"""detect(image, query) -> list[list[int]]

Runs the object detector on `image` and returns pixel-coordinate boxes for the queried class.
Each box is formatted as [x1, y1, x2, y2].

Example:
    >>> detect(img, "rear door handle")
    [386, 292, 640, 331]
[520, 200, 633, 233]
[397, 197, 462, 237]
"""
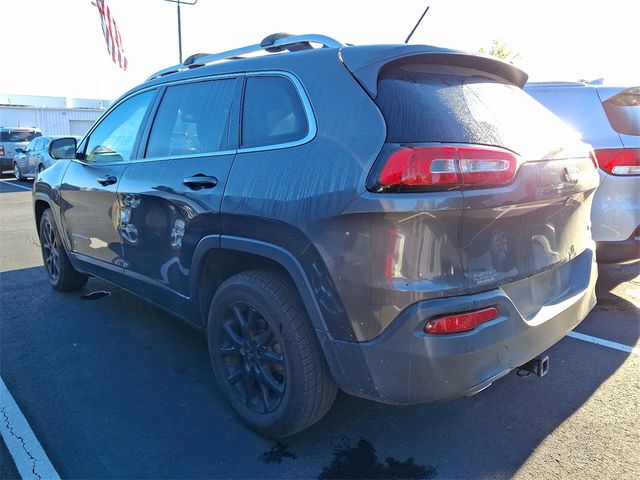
[182, 175, 218, 190]
[97, 175, 117, 186]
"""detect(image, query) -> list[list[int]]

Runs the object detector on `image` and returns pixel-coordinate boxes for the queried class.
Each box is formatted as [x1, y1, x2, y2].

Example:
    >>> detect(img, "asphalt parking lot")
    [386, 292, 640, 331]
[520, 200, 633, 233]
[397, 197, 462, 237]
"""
[0, 176, 638, 480]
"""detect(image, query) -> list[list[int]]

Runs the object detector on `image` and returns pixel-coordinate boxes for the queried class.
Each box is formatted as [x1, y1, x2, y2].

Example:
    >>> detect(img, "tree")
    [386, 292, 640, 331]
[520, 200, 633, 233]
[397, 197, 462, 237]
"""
[479, 39, 522, 63]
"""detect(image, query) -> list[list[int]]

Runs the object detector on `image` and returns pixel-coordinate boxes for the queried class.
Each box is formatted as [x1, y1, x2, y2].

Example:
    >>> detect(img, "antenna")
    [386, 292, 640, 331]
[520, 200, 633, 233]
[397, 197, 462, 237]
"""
[404, 4, 430, 44]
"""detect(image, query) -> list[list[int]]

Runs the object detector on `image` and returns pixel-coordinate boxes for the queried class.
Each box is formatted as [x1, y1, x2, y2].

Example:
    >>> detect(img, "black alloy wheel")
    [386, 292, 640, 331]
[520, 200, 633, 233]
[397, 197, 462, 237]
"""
[208, 269, 337, 438]
[218, 301, 286, 413]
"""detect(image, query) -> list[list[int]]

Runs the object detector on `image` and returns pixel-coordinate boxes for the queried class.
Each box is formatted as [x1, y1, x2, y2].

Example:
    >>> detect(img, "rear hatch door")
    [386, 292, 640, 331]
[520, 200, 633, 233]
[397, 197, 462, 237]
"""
[346, 49, 600, 295]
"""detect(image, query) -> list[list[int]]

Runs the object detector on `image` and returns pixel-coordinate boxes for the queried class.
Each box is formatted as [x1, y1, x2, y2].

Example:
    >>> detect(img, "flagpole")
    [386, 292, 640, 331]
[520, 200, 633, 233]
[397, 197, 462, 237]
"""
[177, 1, 182, 63]
[162, 0, 198, 64]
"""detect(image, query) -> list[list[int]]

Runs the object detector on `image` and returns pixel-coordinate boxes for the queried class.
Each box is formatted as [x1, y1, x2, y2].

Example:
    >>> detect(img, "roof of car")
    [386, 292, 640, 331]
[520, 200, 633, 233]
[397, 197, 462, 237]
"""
[121, 33, 527, 100]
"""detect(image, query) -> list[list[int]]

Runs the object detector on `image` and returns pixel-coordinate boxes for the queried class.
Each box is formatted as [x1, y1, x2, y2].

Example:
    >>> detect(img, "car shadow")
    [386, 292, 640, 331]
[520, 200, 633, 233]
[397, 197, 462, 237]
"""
[0, 263, 637, 479]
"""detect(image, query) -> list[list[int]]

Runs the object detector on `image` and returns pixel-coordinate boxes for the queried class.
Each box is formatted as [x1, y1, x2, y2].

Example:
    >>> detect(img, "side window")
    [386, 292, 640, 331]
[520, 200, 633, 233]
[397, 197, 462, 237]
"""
[34, 138, 44, 151]
[146, 78, 236, 158]
[25, 140, 37, 152]
[241, 75, 309, 149]
[84, 90, 155, 163]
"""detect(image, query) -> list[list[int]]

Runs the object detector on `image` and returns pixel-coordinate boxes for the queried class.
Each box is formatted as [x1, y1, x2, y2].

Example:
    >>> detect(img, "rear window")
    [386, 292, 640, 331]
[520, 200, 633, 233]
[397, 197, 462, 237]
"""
[1, 130, 41, 142]
[241, 76, 309, 149]
[376, 65, 577, 155]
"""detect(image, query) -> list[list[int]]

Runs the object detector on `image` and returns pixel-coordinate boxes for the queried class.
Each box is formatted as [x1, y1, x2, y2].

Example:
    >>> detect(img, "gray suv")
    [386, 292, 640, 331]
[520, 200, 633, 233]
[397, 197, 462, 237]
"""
[0, 127, 42, 173]
[35, 34, 599, 438]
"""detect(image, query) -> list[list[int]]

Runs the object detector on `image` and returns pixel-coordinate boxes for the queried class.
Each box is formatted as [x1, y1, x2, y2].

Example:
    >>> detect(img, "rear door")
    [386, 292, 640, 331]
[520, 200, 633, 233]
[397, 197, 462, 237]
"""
[374, 63, 600, 293]
[117, 76, 239, 314]
[26, 138, 44, 174]
[59, 89, 157, 281]
[15, 139, 36, 174]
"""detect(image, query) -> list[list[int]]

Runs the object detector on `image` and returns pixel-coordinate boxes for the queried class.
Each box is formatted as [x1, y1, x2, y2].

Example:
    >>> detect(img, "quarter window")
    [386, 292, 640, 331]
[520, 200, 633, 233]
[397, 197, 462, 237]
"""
[241, 76, 309, 148]
[146, 78, 236, 158]
[84, 90, 155, 163]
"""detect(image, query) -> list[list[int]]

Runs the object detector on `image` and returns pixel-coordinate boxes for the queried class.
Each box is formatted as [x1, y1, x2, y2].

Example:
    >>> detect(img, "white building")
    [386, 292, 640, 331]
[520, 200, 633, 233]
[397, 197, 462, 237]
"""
[0, 94, 111, 137]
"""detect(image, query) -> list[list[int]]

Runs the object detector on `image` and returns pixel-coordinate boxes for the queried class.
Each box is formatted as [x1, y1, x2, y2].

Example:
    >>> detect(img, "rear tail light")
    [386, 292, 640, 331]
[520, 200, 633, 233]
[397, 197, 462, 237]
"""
[424, 307, 500, 335]
[594, 148, 640, 176]
[605, 87, 640, 107]
[374, 145, 519, 191]
[0, 146, 4, 156]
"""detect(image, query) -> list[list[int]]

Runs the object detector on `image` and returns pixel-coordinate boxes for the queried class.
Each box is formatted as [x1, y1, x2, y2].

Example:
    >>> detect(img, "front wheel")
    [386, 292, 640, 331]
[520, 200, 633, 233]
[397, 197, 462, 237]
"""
[39, 209, 88, 291]
[207, 269, 337, 438]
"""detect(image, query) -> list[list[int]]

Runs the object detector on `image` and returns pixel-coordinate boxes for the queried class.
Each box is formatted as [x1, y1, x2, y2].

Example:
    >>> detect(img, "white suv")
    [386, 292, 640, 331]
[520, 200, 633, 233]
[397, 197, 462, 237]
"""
[526, 81, 640, 261]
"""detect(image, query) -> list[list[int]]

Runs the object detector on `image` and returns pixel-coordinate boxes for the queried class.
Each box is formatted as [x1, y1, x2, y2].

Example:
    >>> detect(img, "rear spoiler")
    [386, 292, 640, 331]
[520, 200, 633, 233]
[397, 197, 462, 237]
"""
[339, 44, 528, 97]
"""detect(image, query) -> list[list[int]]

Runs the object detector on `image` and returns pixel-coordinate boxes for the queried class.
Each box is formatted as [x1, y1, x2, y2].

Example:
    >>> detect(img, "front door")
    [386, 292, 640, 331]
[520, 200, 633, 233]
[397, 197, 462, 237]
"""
[117, 77, 239, 314]
[59, 89, 157, 280]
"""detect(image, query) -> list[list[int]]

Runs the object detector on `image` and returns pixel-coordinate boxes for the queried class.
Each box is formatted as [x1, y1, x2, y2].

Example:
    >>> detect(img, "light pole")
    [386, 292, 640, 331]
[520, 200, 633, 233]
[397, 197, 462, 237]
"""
[162, 0, 198, 63]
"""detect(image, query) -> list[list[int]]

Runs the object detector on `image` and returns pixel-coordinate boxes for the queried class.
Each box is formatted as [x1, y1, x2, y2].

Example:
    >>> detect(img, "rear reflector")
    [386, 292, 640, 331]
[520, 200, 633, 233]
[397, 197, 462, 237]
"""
[594, 148, 640, 176]
[377, 146, 519, 191]
[424, 307, 500, 334]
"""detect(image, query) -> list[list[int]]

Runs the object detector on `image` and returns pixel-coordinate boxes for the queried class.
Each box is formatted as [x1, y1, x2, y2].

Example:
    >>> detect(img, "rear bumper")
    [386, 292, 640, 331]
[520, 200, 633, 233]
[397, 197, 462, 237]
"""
[321, 248, 597, 404]
[591, 172, 640, 242]
[596, 229, 640, 263]
[0, 158, 13, 169]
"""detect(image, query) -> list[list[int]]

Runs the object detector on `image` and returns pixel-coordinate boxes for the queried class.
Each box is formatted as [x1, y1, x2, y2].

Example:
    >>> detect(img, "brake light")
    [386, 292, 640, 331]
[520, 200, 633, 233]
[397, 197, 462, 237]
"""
[594, 148, 640, 176]
[424, 307, 500, 335]
[376, 146, 519, 191]
[605, 87, 640, 107]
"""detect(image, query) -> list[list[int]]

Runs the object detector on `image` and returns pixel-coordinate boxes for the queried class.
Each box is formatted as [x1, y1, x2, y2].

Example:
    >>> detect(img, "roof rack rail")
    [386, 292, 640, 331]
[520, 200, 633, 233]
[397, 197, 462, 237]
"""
[147, 33, 343, 81]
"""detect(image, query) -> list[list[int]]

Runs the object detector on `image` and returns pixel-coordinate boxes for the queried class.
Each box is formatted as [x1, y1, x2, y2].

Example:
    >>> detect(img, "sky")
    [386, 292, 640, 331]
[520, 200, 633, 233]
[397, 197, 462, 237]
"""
[1, 0, 639, 100]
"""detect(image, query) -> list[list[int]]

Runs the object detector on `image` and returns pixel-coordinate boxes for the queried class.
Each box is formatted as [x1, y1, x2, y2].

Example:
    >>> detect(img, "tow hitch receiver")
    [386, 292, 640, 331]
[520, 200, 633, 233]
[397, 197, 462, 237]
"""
[517, 355, 550, 377]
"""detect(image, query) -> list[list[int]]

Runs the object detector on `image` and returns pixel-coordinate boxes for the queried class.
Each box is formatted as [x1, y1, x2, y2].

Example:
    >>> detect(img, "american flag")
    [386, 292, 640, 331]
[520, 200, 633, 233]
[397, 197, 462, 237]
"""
[91, 0, 128, 70]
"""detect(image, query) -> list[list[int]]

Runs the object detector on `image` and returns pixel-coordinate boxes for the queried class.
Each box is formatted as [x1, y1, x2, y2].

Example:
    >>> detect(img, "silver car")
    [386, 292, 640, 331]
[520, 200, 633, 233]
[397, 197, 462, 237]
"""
[525, 81, 640, 261]
[13, 135, 80, 180]
[0, 127, 42, 174]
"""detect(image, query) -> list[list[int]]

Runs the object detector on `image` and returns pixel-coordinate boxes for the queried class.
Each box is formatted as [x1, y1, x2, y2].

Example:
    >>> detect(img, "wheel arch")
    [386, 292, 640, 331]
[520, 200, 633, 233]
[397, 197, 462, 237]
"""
[191, 235, 330, 336]
[33, 196, 51, 234]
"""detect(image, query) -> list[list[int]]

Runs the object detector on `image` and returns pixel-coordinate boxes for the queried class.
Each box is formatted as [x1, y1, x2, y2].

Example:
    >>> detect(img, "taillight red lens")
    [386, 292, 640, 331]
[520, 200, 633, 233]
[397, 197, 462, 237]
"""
[379, 147, 459, 187]
[424, 307, 500, 335]
[377, 146, 519, 190]
[0, 146, 5, 156]
[594, 148, 640, 176]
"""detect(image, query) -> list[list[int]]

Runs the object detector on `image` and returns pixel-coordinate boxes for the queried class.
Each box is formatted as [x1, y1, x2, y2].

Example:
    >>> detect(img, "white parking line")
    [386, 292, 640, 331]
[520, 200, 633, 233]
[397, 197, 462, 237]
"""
[0, 377, 60, 480]
[1, 181, 32, 192]
[567, 331, 640, 357]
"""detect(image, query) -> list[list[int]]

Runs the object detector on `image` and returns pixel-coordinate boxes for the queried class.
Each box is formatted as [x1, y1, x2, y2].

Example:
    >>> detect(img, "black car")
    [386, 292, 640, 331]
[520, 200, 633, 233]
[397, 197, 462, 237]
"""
[35, 33, 599, 438]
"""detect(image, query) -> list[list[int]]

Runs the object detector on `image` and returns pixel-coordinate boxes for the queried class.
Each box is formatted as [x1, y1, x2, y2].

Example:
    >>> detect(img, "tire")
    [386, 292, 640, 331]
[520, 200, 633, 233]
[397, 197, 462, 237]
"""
[13, 162, 25, 181]
[207, 269, 337, 438]
[39, 209, 88, 291]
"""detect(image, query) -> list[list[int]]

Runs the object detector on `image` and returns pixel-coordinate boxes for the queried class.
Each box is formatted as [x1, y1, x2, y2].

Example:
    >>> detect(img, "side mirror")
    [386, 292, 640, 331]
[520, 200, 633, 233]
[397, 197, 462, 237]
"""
[14, 147, 25, 154]
[49, 137, 77, 160]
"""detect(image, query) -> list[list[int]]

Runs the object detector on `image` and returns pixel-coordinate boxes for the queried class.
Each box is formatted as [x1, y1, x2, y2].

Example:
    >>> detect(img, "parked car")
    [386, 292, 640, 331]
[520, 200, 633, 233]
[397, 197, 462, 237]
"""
[13, 135, 82, 180]
[0, 127, 42, 174]
[525, 81, 640, 261]
[34, 33, 599, 438]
